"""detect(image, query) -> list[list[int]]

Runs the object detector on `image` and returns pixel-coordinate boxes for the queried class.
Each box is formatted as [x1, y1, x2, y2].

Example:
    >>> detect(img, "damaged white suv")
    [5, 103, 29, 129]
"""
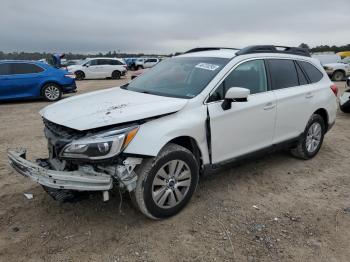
[8, 46, 337, 219]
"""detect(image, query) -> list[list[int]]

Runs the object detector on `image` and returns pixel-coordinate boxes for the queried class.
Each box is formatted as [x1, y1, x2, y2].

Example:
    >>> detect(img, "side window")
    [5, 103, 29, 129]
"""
[298, 61, 323, 83]
[268, 59, 299, 90]
[294, 61, 308, 85]
[207, 59, 267, 102]
[11, 63, 44, 74]
[110, 60, 122, 65]
[97, 59, 109, 65]
[87, 60, 98, 66]
[0, 63, 11, 75]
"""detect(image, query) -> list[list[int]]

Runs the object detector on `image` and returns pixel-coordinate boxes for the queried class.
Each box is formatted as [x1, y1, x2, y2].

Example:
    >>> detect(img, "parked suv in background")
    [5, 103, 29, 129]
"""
[323, 57, 350, 81]
[67, 58, 127, 80]
[134, 58, 147, 70]
[339, 77, 350, 113]
[8, 46, 337, 219]
[0, 60, 76, 102]
[143, 58, 161, 68]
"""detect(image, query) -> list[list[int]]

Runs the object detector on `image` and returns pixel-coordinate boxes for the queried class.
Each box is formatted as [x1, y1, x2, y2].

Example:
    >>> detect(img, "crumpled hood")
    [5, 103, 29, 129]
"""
[40, 88, 188, 131]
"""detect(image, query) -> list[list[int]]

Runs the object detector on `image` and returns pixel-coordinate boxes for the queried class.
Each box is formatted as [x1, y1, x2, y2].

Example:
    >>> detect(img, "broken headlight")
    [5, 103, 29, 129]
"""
[60, 126, 139, 160]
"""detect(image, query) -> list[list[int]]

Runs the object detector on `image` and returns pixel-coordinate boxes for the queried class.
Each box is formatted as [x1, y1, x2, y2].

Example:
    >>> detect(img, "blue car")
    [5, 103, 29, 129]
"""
[0, 60, 77, 102]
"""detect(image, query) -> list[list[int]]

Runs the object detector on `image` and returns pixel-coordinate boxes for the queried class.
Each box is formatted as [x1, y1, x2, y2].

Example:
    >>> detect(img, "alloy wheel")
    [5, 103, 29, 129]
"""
[44, 85, 60, 101]
[306, 122, 322, 153]
[151, 160, 192, 209]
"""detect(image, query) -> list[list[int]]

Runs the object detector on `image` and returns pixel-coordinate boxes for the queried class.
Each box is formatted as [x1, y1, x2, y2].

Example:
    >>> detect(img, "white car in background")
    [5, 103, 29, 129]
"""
[143, 58, 161, 69]
[67, 57, 127, 80]
[323, 57, 350, 81]
[312, 53, 341, 65]
[339, 77, 350, 113]
[135, 57, 161, 70]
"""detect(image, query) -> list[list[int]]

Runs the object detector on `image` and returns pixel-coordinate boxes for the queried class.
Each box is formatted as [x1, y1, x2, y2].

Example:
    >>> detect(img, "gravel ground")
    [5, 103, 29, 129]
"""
[0, 77, 349, 262]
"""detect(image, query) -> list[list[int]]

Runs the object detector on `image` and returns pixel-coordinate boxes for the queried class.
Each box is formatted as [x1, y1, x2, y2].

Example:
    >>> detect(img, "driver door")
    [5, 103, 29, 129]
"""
[207, 59, 277, 163]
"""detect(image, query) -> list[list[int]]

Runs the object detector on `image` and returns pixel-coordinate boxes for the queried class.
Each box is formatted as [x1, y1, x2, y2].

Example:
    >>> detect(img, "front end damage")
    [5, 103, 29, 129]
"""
[7, 119, 144, 201]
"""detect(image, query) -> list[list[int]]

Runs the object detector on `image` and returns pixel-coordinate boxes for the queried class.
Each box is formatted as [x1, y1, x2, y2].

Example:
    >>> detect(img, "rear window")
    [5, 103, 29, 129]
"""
[0, 63, 11, 75]
[12, 63, 44, 74]
[0, 63, 44, 75]
[268, 59, 299, 90]
[298, 61, 323, 83]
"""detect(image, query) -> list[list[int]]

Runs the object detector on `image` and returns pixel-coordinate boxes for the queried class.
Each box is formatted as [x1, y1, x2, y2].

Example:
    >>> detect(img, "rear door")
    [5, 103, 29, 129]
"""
[267, 59, 314, 144]
[208, 59, 277, 163]
[97, 59, 112, 77]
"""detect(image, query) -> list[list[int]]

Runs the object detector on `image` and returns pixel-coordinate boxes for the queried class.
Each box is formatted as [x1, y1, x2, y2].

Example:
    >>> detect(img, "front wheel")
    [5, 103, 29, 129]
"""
[290, 114, 325, 159]
[74, 71, 85, 80]
[132, 143, 199, 219]
[42, 83, 62, 102]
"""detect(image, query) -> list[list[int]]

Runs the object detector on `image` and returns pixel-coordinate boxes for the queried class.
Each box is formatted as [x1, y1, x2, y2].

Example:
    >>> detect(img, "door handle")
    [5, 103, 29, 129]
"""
[264, 102, 275, 110]
[305, 92, 314, 99]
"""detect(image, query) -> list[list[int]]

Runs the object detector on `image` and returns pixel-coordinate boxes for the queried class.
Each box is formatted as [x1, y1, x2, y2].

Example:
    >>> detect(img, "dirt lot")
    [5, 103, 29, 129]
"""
[0, 78, 349, 262]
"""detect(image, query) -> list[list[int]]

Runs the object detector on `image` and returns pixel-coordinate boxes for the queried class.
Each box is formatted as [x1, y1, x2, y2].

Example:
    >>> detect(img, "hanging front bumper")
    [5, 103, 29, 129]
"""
[7, 148, 113, 191]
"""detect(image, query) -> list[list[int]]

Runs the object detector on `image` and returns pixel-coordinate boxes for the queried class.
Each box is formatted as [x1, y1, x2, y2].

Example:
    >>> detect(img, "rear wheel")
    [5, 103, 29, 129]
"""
[42, 83, 62, 102]
[290, 114, 325, 159]
[111, 70, 121, 79]
[340, 103, 350, 113]
[75, 70, 85, 80]
[132, 143, 199, 219]
[332, 71, 345, 81]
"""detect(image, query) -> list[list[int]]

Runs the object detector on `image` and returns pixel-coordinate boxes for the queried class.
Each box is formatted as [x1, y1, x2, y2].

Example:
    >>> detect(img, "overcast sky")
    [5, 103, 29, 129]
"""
[1, 0, 349, 54]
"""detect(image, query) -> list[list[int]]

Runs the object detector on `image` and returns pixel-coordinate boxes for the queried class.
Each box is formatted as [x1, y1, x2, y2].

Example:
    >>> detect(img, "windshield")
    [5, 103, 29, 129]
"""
[123, 57, 229, 98]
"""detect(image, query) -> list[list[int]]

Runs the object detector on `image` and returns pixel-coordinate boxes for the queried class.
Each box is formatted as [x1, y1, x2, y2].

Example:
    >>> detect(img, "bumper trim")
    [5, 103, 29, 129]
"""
[7, 149, 113, 191]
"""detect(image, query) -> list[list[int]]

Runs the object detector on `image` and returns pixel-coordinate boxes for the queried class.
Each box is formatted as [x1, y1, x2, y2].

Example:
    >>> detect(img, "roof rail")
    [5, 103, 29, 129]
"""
[184, 47, 239, 54]
[236, 45, 311, 57]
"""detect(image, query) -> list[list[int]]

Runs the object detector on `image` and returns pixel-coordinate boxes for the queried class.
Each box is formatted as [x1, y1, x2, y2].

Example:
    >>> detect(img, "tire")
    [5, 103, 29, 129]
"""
[111, 70, 121, 79]
[75, 70, 85, 80]
[137, 65, 143, 70]
[132, 143, 199, 219]
[290, 114, 325, 160]
[340, 103, 350, 113]
[42, 83, 62, 102]
[332, 71, 345, 81]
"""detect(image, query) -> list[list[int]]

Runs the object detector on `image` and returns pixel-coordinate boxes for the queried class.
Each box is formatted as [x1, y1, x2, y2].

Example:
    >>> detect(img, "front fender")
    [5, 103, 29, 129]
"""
[123, 106, 210, 164]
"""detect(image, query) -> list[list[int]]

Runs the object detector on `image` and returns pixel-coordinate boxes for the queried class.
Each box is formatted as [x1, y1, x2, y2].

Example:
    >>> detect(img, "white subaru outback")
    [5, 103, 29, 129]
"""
[8, 46, 337, 219]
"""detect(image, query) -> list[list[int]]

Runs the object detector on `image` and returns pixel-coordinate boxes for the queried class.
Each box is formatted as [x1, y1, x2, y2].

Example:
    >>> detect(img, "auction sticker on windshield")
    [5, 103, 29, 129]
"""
[195, 63, 220, 71]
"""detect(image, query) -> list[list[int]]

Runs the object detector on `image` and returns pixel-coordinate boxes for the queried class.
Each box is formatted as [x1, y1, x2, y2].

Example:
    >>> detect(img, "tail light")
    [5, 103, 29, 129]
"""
[65, 74, 76, 79]
[330, 84, 338, 96]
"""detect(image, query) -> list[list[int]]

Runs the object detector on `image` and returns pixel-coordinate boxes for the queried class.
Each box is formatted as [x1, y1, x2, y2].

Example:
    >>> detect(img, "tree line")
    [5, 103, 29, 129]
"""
[0, 51, 162, 61]
[1, 44, 349, 60]
[299, 43, 350, 53]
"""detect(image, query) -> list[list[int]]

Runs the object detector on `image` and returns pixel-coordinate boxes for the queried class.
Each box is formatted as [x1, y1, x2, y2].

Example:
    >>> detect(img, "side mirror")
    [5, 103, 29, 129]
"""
[221, 87, 250, 110]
